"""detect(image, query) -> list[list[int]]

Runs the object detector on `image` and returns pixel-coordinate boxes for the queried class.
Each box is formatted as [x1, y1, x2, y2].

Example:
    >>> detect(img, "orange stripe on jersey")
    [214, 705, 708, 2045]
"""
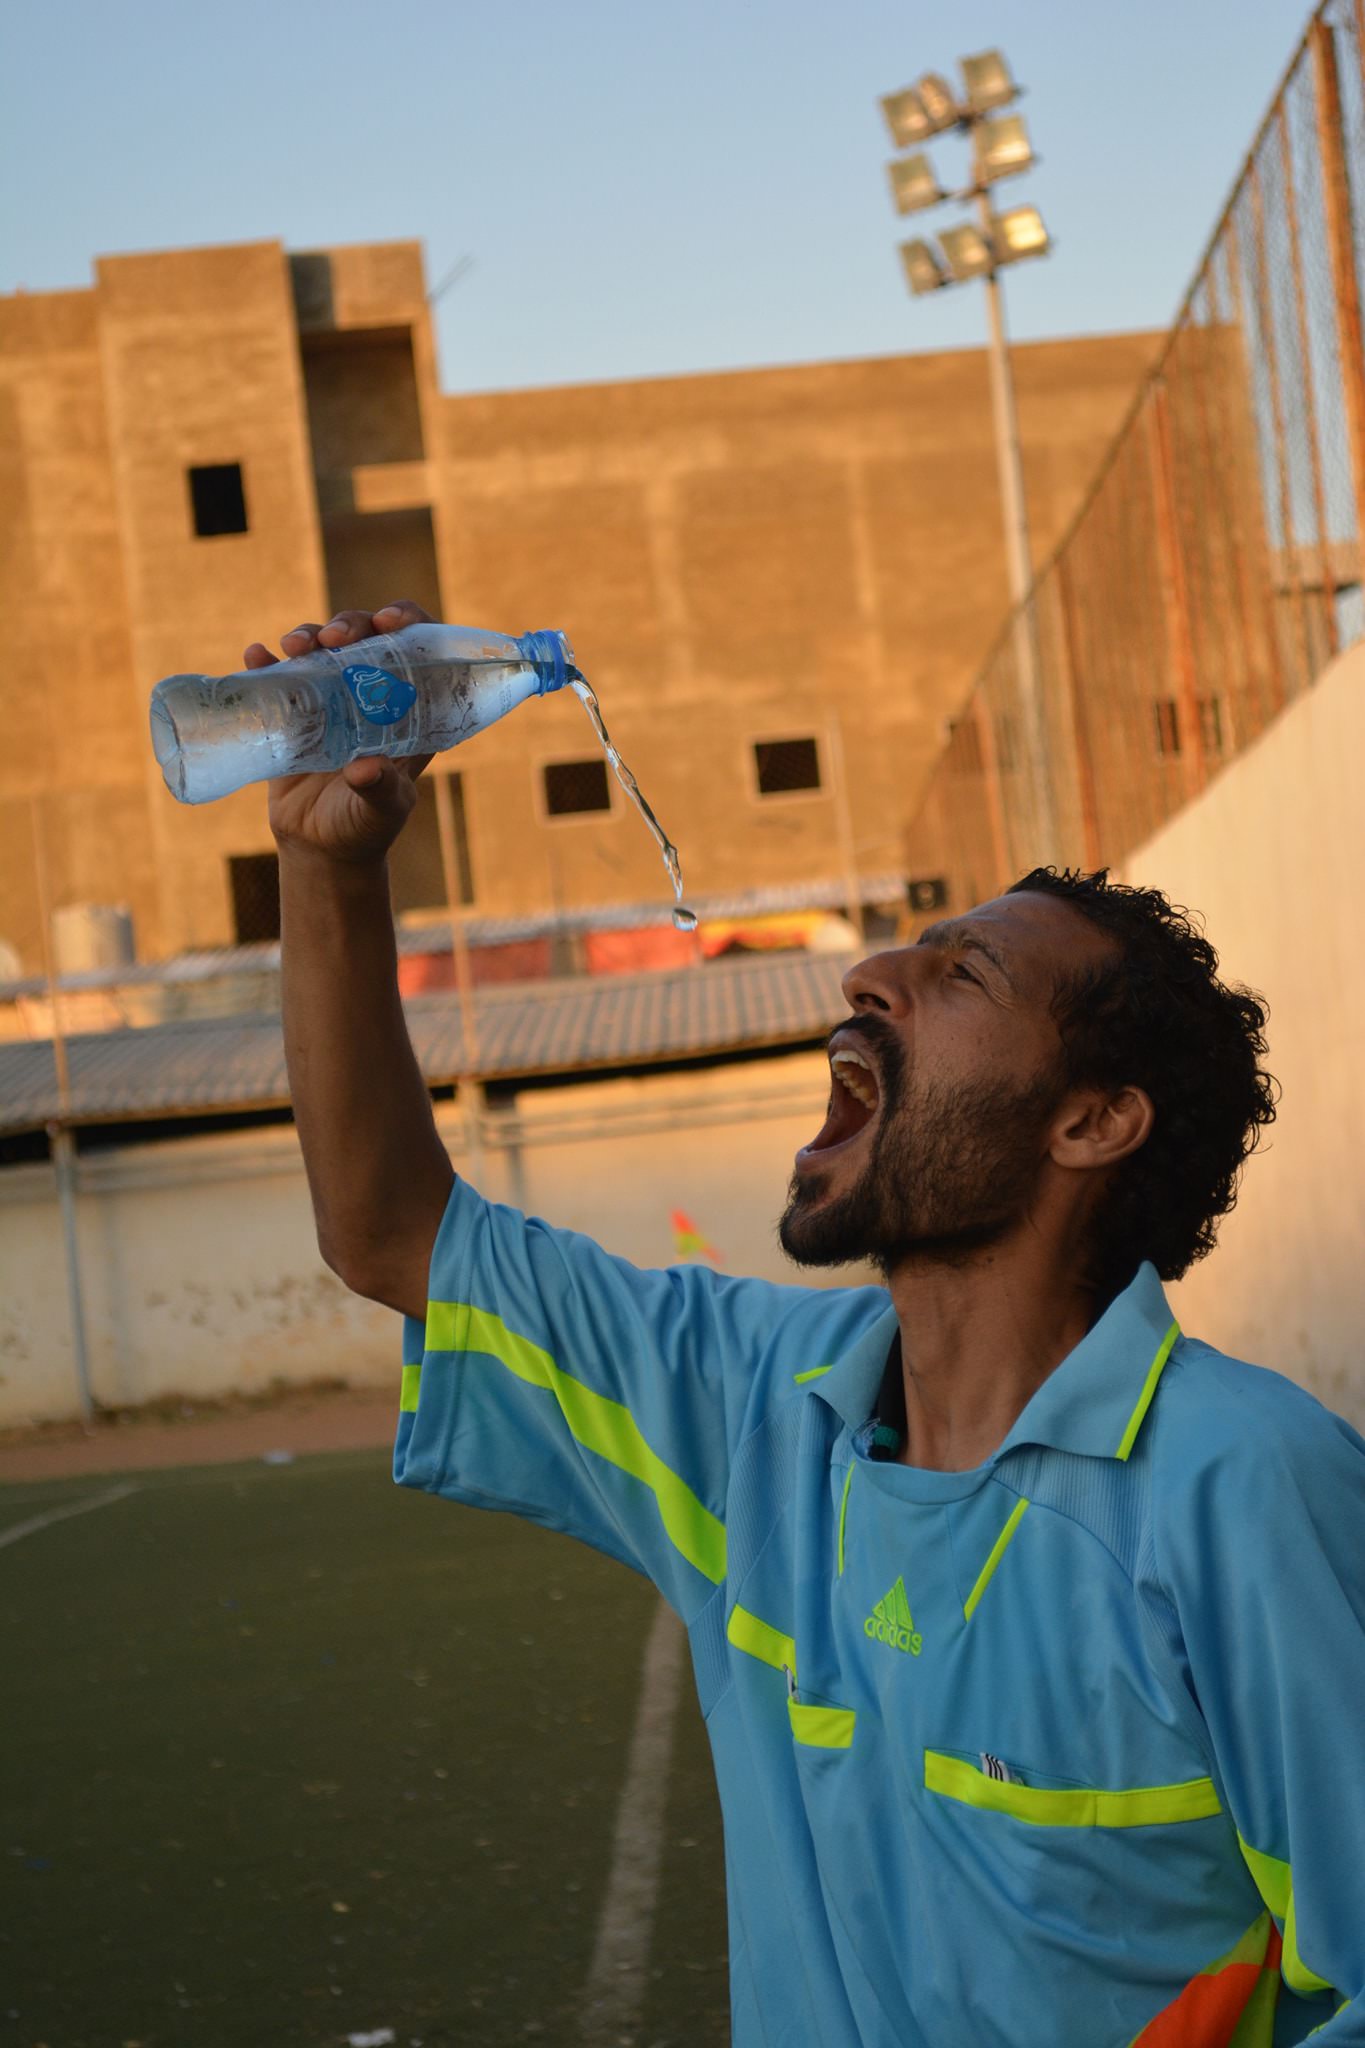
[1128, 1921, 1282, 2048]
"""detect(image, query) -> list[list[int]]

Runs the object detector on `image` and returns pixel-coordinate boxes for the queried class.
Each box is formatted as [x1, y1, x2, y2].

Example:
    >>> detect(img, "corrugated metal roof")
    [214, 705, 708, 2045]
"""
[0, 950, 852, 1136]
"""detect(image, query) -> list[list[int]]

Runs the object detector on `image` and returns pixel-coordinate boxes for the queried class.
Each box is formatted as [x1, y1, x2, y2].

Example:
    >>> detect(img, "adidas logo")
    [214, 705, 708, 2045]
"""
[864, 1576, 923, 1656]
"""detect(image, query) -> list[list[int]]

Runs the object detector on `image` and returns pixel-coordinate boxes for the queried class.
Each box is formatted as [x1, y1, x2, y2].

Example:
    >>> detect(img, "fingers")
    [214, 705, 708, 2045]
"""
[342, 755, 419, 821]
[280, 622, 325, 656]
[402, 752, 436, 782]
[317, 610, 379, 648]
[371, 600, 433, 631]
[269, 601, 432, 660]
[243, 642, 279, 669]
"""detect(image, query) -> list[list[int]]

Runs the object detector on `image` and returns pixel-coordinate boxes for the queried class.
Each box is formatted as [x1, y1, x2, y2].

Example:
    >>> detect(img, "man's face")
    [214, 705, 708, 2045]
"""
[779, 892, 1115, 1278]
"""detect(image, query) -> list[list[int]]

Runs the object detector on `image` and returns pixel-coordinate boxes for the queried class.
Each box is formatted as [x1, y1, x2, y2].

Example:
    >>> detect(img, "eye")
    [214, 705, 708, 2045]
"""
[950, 960, 980, 985]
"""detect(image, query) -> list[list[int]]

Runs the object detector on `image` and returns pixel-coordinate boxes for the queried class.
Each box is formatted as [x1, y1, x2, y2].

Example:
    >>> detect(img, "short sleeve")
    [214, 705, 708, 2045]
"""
[393, 1175, 869, 1619]
[1152, 1358, 1365, 2034]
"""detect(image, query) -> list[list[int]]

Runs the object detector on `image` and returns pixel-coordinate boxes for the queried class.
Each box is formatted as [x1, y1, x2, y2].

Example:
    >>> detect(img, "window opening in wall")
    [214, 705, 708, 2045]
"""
[1199, 695, 1224, 756]
[544, 759, 612, 817]
[188, 463, 249, 537]
[754, 737, 822, 796]
[389, 774, 475, 910]
[1153, 697, 1225, 758]
[228, 852, 281, 944]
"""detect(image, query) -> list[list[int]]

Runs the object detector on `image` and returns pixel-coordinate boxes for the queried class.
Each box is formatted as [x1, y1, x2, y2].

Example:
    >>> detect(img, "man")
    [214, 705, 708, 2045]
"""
[252, 600, 1365, 2046]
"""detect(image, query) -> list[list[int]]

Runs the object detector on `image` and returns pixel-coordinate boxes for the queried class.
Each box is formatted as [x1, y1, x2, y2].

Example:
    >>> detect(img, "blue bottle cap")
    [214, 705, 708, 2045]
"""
[516, 630, 574, 695]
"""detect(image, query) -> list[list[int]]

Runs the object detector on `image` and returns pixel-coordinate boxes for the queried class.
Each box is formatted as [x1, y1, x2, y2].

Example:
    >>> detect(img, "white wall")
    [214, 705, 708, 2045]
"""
[0, 1052, 852, 1427]
[1123, 640, 1365, 1427]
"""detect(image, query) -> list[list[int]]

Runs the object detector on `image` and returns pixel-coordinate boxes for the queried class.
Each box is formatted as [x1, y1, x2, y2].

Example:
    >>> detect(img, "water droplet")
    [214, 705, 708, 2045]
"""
[672, 907, 698, 933]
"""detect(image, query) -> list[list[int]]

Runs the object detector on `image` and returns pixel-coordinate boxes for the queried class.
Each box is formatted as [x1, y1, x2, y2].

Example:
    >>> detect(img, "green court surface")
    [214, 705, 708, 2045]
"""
[0, 1452, 729, 2048]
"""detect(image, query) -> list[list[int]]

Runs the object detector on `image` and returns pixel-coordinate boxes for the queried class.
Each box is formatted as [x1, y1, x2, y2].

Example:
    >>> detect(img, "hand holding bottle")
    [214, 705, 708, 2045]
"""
[154, 599, 572, 818]
[243, 601, 436, 868]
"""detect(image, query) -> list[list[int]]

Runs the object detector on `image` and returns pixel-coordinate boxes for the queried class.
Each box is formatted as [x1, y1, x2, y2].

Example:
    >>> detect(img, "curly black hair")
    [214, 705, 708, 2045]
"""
[1007, 867, 1278, 1306]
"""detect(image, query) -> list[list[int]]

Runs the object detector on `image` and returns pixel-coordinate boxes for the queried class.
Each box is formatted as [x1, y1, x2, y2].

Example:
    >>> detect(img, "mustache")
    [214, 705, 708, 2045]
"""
[826, 1013, 903, 1063]
[826, 1012, 907, 1111]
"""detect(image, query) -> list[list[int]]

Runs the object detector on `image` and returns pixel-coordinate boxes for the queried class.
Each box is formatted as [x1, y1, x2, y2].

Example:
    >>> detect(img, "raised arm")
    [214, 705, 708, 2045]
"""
[250, 602, 455, 1318]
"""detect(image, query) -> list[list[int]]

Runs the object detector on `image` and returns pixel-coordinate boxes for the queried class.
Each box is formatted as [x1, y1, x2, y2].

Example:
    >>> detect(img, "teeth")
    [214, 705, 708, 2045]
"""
[831, 1050, 879, 1111]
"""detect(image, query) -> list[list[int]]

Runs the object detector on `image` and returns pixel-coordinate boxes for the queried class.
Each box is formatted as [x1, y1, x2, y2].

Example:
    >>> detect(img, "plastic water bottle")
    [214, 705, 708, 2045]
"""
[150, 621, 573, 804]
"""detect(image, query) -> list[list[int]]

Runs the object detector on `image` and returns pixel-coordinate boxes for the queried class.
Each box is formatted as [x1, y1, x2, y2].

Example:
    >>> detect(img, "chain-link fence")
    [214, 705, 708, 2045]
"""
[907, 0, 1365, 906]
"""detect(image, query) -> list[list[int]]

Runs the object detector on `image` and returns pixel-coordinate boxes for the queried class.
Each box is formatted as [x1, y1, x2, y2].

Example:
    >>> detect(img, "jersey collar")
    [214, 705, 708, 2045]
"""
[809, 1261, 1180, 1465]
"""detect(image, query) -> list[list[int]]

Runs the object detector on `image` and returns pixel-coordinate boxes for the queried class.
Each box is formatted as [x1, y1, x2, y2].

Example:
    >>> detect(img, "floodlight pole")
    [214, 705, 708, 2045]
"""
[973, 185, 1059, 863]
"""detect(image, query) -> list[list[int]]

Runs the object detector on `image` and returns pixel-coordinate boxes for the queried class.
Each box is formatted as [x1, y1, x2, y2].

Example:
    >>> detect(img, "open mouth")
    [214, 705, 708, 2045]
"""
[795, 1038, 883, 1169]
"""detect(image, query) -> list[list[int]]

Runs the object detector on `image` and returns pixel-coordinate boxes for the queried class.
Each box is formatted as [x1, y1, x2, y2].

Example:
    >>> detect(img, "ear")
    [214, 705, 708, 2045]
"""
[1049, 1085, 1155, 1174]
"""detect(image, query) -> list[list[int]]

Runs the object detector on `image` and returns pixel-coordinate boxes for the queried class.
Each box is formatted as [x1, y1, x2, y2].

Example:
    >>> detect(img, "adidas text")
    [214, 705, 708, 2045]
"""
[864, 1614, 923, 1655]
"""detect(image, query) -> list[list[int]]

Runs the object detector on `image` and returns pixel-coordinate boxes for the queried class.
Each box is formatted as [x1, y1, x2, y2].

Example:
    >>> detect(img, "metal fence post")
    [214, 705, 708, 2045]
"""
[29, 797, 95, 1426]
[1217, 218, 1291, 727]
[1313, 14, 1365, 589]
[970, 696, 1012, 893]
[1279, 97, 1339, 658]
[1054, 559, 1102, 871]
[1146, 384, 1209, 803]
[1249, 153, 1314, 695]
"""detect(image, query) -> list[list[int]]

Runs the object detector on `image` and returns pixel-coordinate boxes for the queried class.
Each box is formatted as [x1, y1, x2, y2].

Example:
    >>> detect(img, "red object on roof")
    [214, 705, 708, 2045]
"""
[584, 927, 699, 975]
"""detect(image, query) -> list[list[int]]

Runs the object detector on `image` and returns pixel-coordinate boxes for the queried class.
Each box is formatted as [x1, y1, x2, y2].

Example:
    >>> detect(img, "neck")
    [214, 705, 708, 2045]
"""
[884, 1235, 1103, 1472]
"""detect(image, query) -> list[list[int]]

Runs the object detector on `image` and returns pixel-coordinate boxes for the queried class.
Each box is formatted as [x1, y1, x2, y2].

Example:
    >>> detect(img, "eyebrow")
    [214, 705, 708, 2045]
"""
[916, 922, 1016, 988]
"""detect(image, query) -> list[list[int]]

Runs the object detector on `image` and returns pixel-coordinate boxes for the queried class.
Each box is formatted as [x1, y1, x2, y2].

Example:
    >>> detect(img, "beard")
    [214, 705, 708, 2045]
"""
[779, 1020, 1067, 1281]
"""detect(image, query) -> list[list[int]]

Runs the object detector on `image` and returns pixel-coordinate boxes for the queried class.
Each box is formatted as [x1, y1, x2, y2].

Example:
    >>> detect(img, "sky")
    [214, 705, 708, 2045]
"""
[3, 0, 1314, 396]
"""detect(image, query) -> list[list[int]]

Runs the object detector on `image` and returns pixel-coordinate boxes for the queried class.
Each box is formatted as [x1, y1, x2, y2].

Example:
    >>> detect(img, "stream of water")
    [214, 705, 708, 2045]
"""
[568, 671, 697, 932]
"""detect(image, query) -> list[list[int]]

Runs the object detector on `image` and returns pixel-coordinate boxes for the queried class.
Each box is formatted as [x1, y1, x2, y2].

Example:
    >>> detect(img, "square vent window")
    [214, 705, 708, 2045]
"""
[188, 463, 248, 537]
[754, 737, 821, 795]
[544, 759, 612, 817]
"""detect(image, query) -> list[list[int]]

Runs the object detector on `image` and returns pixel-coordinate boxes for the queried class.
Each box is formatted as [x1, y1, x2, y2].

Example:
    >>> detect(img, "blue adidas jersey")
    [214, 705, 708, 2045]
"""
[394, 1176, 1365, 2046]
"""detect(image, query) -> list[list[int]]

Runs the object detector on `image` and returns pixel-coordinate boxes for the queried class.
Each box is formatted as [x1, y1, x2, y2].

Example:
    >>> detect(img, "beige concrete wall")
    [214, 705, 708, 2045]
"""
[0, 232, 1154, 967]
[0, 290, 154, 965]
[293, 240, 449, 624]
[1122, 641, 1365, 1426]
[0, 1050, 859, 1426]
[95, 241, 331, 956]
[432, 335, 1158, 917]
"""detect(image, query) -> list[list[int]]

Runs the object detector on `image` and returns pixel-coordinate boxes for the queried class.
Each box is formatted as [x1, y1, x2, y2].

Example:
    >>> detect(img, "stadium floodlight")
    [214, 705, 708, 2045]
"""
[887, 153, 944, 215]
[975, 112, 1035, 185]
[916, 72, 961, 131]
[881, 85, 933, 147]
[876, 43, 1059, 856]
[960, 49, 1019, 114]
[993, 203, 1052, 263]
[938, 222, 995, 282]
[899, 239, 947, 294]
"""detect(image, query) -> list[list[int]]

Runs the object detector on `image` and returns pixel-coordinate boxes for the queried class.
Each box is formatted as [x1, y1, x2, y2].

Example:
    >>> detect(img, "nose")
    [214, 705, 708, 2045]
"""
[841, 948, 914, 1018]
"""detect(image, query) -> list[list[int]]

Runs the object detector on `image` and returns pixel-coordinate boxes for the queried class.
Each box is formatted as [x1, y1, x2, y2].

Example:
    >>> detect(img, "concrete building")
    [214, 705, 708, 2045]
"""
[0, 237, 1157, 971]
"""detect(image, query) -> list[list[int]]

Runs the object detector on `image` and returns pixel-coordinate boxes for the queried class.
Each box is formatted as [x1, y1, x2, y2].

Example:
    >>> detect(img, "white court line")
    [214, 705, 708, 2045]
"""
[0, 1481, 138, 1551]
[580, 1596, 687, 2044]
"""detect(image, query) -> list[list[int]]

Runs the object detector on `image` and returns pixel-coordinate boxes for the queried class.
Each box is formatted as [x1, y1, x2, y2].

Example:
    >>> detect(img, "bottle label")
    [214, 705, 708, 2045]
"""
[342, 663, 418, 726]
